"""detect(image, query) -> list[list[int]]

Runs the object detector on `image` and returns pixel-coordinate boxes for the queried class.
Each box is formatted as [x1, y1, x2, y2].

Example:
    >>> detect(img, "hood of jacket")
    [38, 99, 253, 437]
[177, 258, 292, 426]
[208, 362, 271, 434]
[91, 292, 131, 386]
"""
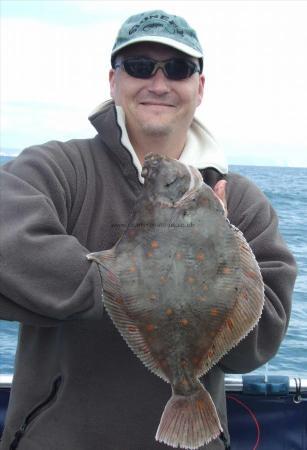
[89, 100, 228, 184]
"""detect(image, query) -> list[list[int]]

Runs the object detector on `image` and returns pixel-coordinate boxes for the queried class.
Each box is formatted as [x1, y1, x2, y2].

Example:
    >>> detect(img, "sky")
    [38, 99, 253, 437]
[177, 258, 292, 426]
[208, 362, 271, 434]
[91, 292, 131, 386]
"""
[1, 0, 307, 167]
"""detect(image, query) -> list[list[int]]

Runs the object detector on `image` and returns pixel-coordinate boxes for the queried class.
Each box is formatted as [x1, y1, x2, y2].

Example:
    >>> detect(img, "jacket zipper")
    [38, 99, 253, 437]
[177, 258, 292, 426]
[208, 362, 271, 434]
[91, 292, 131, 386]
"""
[9, 375, 62, 450]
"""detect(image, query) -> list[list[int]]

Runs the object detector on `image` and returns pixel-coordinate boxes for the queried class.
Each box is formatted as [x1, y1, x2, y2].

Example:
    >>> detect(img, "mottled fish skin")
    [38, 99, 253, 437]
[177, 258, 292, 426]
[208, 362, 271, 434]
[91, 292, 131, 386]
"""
[87, 153, 264, 449]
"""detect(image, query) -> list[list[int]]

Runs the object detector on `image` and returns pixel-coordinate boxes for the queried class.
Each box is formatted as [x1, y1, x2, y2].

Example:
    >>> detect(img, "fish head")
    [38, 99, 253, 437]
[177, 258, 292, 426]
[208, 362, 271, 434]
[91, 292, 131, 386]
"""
[141, 153, 203, 205]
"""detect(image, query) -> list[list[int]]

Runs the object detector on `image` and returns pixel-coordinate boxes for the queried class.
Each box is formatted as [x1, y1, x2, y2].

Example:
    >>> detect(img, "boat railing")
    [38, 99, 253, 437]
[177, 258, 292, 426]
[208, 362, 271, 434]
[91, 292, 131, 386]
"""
[1, 373, 307, 393]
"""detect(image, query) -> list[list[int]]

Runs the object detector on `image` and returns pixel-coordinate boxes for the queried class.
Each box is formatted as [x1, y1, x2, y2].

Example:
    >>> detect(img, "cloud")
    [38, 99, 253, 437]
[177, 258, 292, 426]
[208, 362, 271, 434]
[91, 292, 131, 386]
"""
[1, 18, 113, 105]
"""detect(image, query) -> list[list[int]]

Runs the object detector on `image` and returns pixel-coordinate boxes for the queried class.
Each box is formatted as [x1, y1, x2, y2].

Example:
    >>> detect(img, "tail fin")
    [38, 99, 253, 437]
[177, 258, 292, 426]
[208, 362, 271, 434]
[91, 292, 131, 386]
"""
[156, 387, 222, 449]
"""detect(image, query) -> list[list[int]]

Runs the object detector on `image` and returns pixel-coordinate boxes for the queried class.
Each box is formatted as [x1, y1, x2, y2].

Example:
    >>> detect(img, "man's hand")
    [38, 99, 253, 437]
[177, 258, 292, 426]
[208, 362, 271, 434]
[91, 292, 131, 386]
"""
[213, 180, 227, 216]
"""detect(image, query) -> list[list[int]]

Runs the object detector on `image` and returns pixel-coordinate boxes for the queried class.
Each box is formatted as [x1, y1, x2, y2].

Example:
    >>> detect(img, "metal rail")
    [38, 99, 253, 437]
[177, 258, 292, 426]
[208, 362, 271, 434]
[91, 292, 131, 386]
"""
[224, 375, 307, 392]
[1, 374, 307, 392]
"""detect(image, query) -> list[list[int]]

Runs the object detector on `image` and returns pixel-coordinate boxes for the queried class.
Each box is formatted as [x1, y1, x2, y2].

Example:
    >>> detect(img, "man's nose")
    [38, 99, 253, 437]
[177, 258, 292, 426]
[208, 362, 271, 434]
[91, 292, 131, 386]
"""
[148, 68, 170, 95]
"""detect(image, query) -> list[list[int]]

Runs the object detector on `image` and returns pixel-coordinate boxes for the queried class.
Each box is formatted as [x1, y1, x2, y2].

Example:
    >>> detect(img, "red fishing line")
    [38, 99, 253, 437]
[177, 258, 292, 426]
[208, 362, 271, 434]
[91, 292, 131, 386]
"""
[227, 394, 260, 450]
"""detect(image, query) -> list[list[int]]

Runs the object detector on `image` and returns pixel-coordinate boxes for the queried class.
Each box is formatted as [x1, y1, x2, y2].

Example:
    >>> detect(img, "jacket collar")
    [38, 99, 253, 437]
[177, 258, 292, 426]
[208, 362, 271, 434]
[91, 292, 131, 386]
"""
[89, 100, 228, 184]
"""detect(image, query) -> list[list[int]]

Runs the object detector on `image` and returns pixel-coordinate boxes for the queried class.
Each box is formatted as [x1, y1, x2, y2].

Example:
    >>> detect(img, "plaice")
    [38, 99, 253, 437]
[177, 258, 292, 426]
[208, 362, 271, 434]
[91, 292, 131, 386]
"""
[87, 153, 264, 449]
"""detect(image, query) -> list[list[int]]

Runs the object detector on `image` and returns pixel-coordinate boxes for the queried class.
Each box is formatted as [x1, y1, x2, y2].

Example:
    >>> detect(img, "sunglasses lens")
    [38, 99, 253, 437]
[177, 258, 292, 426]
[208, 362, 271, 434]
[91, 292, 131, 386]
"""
[123, 60, 154, 78]
[165, 59, 196, 80]
[121, 58, 198, 80]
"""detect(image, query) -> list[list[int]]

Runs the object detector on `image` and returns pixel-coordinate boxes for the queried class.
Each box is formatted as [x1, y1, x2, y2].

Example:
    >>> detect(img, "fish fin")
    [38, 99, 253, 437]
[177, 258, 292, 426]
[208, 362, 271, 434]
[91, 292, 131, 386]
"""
[100, 258, 169, 383]
[86, 250, 117, 315]
[86, 249, 115, 264]
[198, 225, 265, 376]
[156, 385, 222, 449]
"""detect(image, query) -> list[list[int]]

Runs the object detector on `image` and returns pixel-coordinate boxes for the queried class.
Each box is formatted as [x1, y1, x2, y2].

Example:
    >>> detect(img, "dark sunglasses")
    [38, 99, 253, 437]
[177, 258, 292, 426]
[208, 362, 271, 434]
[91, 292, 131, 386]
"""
[114, 57, 201, 81]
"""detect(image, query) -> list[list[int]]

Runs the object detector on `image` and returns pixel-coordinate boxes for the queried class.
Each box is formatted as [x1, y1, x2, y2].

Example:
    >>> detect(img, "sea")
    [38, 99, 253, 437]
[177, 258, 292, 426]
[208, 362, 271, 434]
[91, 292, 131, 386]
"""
[0, 157, 306, 378]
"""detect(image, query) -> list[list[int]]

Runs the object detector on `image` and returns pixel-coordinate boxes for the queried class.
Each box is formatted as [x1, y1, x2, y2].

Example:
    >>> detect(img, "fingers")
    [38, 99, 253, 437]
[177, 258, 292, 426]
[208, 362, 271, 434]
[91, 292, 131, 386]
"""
[213, 180, 228, 216]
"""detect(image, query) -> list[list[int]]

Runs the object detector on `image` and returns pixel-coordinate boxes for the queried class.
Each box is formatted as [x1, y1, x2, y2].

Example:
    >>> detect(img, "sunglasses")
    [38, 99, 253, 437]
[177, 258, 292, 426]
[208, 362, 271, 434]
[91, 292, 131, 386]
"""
[114, 57, 201, 81]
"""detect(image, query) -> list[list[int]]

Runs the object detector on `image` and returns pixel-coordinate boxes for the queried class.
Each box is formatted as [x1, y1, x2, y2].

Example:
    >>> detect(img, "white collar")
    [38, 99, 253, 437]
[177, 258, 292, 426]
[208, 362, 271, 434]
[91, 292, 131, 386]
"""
[115, 105, 228, 184]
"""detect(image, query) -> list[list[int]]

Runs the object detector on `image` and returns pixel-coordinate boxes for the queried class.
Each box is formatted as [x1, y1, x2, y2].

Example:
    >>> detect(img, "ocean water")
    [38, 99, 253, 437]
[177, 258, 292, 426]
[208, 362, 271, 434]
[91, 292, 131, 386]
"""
[0, 162, 306, 377]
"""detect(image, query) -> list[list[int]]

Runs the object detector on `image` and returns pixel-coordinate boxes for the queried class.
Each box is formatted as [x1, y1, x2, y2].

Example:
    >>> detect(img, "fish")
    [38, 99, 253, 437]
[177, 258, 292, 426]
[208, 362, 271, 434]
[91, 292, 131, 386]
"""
[87, 153, 264, 449]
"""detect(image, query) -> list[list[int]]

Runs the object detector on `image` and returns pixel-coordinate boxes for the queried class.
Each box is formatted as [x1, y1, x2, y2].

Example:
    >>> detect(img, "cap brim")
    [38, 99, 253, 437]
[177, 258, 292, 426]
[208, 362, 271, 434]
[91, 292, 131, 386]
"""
[112, 35, 203, 59]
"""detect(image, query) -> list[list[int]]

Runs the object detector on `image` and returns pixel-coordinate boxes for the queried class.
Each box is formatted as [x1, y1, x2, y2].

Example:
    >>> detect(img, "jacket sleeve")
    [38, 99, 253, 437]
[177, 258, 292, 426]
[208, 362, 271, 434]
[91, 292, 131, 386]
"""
[0, 144, 103, 326]
[219, 173, 297, 373]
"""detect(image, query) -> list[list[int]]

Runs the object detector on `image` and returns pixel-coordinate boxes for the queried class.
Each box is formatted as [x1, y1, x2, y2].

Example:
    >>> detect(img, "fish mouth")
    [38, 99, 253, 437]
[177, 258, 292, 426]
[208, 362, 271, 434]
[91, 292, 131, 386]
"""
[141, 153, 165, 178]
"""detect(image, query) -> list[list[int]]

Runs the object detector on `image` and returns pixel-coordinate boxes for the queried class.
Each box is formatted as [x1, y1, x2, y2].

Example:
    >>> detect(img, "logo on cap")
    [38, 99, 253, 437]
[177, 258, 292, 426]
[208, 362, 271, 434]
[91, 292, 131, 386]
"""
[129, 13, 184, 37]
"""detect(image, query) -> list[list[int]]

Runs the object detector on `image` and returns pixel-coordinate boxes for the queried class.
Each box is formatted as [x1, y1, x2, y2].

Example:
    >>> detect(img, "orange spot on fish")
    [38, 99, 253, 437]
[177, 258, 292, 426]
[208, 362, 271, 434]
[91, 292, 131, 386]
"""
[116, 297, 124, 305]
[202, 284, 208, 291]
[196, 252, 205, 261]
[180, 319, 189, 327]
[227, 319, 234, 330]
[128, 325, 137, 333]
[245, 271, 257, 279]
[192, 356, 200, 365]
[240, 289, 248, 301]
[187, 276, 195, 284]
[180, 378, 188, 386]
[148, 294, 157, 302]
[146, 324, 155, 332]
[160, 276, 167, 284]
[196, 398, 205, 409]
[151, 240, 159, 249]
[129, 266, 137, 273]
[147, 251, 153, 257]
[211, 308, 219, 317]
[200, 198, 209, 207]
[223, 267, 232, 274]
[165, 308, 173, 316]
[207, 349, 214, 358]
[158, 358, 167, 368]
[175, 252, 183, 260]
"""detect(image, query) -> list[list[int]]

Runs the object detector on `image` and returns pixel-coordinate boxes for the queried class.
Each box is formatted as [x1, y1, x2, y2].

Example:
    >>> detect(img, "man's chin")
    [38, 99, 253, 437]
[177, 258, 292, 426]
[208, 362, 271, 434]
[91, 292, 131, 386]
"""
[141, 123, 172, 137]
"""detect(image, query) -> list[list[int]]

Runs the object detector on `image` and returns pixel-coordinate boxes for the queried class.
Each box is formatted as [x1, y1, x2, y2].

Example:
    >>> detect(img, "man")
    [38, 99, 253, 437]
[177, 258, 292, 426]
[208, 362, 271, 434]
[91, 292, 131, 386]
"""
[0, 10, 296, 450]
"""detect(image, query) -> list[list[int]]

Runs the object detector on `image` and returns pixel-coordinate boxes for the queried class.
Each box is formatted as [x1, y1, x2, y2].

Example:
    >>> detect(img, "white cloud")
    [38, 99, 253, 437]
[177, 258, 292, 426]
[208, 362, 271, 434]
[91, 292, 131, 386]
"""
[1, 18, 113, 106]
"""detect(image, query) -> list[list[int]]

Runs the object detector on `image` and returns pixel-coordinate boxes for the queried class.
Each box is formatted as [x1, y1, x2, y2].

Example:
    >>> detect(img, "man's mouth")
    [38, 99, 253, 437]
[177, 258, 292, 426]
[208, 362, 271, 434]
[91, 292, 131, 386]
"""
[140, 102, 175, 108]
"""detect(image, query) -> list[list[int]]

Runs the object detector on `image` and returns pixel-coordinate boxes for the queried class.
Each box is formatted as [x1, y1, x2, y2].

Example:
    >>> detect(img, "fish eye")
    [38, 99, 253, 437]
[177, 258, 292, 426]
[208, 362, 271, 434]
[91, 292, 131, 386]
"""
[165, 178, 177, 188]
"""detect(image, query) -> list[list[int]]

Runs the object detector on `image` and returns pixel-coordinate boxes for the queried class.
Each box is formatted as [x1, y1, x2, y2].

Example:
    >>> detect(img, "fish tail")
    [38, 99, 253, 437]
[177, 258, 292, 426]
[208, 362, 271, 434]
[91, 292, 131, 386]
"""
[155, 386, 222, 449]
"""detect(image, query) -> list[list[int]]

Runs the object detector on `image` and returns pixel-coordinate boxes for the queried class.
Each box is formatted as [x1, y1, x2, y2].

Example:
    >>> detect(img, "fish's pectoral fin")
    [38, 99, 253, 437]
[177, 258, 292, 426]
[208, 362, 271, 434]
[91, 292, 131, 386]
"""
[156, 383, 222, 449]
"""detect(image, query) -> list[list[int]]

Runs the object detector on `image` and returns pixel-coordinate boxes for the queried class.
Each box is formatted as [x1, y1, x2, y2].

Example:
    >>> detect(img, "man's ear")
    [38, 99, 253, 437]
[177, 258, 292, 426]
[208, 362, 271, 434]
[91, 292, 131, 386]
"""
[109, 69, 116, 99]
[197, 74, 205, 106]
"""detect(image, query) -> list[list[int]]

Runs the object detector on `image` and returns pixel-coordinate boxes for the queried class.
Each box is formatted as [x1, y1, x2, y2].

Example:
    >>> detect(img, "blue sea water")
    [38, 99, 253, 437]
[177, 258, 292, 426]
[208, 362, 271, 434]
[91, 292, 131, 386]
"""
[0, 161, 306, 377]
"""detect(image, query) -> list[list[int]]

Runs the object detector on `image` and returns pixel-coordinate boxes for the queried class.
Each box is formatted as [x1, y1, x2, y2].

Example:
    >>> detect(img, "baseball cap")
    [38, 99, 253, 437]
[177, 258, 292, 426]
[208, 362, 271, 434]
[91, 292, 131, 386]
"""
[111, 10, 203, 66]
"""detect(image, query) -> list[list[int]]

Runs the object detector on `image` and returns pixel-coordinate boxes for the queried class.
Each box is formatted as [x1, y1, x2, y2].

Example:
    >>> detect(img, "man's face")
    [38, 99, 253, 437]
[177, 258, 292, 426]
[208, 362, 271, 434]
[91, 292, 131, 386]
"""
[109, 43, 205, 143]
